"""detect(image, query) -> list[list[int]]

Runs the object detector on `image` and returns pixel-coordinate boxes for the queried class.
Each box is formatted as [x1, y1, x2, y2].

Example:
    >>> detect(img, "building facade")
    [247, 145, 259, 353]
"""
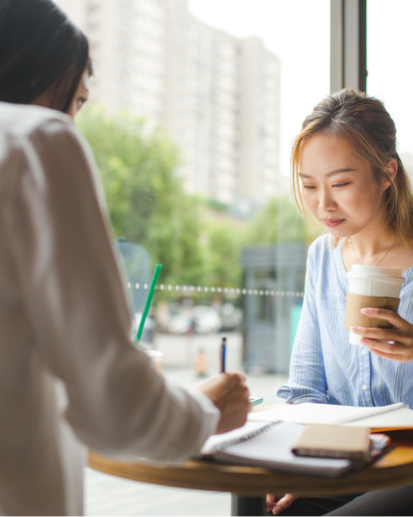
[55, 0, 284, 214]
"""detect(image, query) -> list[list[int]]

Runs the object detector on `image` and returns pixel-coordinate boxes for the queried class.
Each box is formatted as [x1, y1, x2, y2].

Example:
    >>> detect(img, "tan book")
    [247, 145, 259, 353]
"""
[292, 424, 371, 461]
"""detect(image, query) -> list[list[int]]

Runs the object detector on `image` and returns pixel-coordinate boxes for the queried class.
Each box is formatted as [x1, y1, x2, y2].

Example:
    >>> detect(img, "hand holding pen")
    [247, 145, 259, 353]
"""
[196, 371, 250, 434]
[195, 334, 251, 433]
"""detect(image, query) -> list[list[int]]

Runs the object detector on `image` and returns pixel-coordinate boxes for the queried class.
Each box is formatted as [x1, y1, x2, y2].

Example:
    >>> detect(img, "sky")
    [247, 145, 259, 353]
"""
[188, 0, 413, 173]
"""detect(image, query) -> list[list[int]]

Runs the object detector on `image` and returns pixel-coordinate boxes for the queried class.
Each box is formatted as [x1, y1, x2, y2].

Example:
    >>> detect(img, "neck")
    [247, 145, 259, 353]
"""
[347, 235, 393, 255]
[346, 234, 396, 267]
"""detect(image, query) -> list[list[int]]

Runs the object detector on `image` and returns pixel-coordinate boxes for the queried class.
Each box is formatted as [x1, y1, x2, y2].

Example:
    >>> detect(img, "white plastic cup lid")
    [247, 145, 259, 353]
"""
[348, 264, 403, 280]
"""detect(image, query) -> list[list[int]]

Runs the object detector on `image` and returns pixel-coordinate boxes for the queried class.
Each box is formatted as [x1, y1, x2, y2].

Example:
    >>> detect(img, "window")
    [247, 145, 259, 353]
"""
[367, 0, 413, 182]
[57, 0, 330, 377]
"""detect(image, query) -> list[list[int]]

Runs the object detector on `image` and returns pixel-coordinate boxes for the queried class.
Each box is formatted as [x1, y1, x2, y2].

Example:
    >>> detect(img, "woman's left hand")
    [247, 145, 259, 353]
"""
[351, 308, 413, 362]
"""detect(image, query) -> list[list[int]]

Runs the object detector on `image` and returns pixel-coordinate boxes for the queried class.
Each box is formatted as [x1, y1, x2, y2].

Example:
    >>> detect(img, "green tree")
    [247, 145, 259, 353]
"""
[78, 106, 320, 296]
[245, 197, 307, 245]
[77, 105, 206, 286]
[204, 219, 245, 288]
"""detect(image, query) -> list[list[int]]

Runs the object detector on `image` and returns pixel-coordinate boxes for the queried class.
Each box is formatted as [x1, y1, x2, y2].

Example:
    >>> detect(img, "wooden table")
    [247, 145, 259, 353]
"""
[89, 429, 413, 516]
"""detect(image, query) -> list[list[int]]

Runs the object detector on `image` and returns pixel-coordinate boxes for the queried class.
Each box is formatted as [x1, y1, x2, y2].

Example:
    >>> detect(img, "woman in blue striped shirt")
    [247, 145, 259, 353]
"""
[268, 89, 413, 515]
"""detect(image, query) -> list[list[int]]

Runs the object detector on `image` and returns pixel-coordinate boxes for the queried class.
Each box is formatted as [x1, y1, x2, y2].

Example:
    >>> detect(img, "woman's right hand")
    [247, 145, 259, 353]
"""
[266, 493, 295, 515]
[197, 372, 251, 434]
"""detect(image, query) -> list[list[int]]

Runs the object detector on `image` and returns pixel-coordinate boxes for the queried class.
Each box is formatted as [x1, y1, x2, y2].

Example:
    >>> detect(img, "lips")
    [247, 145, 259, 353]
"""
[323, 218, 345, 228]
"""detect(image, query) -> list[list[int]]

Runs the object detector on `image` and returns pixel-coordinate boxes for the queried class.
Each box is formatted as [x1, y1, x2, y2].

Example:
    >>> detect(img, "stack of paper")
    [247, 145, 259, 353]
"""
[248, 402, 413, 430]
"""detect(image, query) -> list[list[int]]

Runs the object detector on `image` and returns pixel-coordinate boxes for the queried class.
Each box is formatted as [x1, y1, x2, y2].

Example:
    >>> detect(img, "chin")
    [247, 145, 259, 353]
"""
[326, 228, 348, 239]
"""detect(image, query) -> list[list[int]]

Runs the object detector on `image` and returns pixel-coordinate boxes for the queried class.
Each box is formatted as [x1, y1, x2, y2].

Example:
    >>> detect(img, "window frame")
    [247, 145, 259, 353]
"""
[330, 0, 367, 92]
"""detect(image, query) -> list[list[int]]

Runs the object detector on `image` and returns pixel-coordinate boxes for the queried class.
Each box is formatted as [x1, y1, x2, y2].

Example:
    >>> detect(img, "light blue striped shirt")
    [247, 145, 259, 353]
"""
[277, 234, 413, 407]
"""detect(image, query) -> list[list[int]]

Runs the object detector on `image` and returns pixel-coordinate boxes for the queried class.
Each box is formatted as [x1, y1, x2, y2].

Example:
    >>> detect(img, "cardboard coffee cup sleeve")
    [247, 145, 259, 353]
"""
[344, 293, 400, 329]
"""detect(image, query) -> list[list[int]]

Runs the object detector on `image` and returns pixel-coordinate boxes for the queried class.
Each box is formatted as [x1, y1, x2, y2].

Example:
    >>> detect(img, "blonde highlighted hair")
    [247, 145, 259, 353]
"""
[291, 88, 413, 246]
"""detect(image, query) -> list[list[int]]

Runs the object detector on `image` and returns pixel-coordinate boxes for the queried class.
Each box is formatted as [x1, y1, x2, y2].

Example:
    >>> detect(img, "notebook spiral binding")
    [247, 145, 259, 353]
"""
[208, 421, 279, 455]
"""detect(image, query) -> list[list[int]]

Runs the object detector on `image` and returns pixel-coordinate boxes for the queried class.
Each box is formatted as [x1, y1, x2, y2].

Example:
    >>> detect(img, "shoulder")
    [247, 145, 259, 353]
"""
[0, 101, 95, 173]
[0, 102, 71, 137]
[0, 102, 89, 158]
[307, 234, 331, 262]
[0, 102, 101, 199]
[304, 234, 338, 283]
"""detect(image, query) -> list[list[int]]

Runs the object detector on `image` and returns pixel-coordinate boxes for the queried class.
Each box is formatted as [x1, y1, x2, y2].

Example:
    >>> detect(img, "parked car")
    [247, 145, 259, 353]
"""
[219, 303, 243, 331]
[193, 306, 222, 334]
[164, 311, 193, 335]
[165, 306, 221, 335]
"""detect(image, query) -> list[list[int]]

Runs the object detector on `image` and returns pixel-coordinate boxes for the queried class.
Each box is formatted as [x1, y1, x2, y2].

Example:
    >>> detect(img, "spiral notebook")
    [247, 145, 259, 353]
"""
[199, 421, 365, 477]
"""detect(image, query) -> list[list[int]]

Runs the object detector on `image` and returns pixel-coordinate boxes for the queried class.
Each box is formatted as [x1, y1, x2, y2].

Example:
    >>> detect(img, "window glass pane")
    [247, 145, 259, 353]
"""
[367, 0, 413, 181]
[55, 0, 330, 377]
[52, 0, 330, 509]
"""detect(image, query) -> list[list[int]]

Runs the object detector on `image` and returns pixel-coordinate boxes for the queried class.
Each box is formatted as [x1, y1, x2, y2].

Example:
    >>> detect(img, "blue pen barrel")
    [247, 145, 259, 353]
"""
[220, 337, 227, 373]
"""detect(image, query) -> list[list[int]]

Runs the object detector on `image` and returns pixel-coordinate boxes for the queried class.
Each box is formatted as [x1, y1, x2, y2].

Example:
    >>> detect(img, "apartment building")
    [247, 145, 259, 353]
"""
[55, 0, 283, 214]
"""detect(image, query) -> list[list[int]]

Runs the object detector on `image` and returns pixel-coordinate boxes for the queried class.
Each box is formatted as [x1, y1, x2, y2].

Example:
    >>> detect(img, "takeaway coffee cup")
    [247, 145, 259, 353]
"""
[345, 265, 404, 345]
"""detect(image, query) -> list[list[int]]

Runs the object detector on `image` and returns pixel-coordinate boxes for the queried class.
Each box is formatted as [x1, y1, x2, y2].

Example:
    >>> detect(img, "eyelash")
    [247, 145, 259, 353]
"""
[303, 183, 350, 190]
[77, 97, 87, 108]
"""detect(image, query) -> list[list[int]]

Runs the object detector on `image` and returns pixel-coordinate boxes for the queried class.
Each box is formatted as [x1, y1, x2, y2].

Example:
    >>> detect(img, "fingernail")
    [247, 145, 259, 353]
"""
[351, 325, 360, 333]
[361, 308, 372, 315]
[272, 505, 281, 515]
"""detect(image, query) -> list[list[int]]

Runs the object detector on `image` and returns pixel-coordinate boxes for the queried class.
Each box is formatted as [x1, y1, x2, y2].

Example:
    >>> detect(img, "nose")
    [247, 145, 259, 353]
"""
[319, 188, 337, 212]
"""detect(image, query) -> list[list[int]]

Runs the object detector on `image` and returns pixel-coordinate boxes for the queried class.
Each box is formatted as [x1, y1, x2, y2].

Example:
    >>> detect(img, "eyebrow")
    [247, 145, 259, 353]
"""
[299, 168, 357, 179]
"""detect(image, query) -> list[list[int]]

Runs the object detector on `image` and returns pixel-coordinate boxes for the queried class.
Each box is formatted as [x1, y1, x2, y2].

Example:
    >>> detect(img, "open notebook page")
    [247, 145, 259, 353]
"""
[248, 402, 413, 428]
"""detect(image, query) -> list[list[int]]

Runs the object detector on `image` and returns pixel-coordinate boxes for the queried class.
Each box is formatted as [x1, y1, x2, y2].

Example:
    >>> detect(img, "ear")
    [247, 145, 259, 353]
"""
[382, 158, 398, 190]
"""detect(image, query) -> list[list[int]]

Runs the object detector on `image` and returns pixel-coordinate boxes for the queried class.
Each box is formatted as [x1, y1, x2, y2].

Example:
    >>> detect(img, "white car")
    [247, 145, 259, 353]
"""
[165, 306, 221, 335]
[193, 306, 221, 334]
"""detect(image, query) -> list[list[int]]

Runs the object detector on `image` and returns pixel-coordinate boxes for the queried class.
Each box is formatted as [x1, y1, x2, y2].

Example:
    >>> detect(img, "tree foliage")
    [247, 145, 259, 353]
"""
[77, 106, 311, 296]
[244, 197, 307, 245]
[78, 105, 206, 286]
[203, 219, 245, 288]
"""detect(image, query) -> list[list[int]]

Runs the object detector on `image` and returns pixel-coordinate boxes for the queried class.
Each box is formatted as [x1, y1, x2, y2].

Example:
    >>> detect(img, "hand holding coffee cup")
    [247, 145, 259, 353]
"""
[345, 265, 404, 345]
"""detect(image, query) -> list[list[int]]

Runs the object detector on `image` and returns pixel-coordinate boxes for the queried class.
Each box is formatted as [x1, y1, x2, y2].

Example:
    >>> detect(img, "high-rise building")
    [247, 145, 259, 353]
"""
[55, 0, 284, 214]
[56, 0, 165, 119]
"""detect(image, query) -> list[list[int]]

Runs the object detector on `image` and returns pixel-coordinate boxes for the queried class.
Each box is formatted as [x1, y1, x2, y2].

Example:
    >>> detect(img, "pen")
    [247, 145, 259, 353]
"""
[220, 336, 227, 373]
[136, 264, 162, 343]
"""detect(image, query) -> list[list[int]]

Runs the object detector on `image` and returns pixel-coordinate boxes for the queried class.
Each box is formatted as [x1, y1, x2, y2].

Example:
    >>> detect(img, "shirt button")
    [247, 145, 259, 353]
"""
[362, 349, 368, 355]
[362, 384, 368, 391]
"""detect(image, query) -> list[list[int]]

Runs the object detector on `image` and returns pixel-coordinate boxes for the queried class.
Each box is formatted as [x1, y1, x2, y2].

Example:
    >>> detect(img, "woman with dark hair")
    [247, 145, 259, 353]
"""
[0, 0, 91, 113]
[0, 0, 251, 515]
[267, 89, 413, 515]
